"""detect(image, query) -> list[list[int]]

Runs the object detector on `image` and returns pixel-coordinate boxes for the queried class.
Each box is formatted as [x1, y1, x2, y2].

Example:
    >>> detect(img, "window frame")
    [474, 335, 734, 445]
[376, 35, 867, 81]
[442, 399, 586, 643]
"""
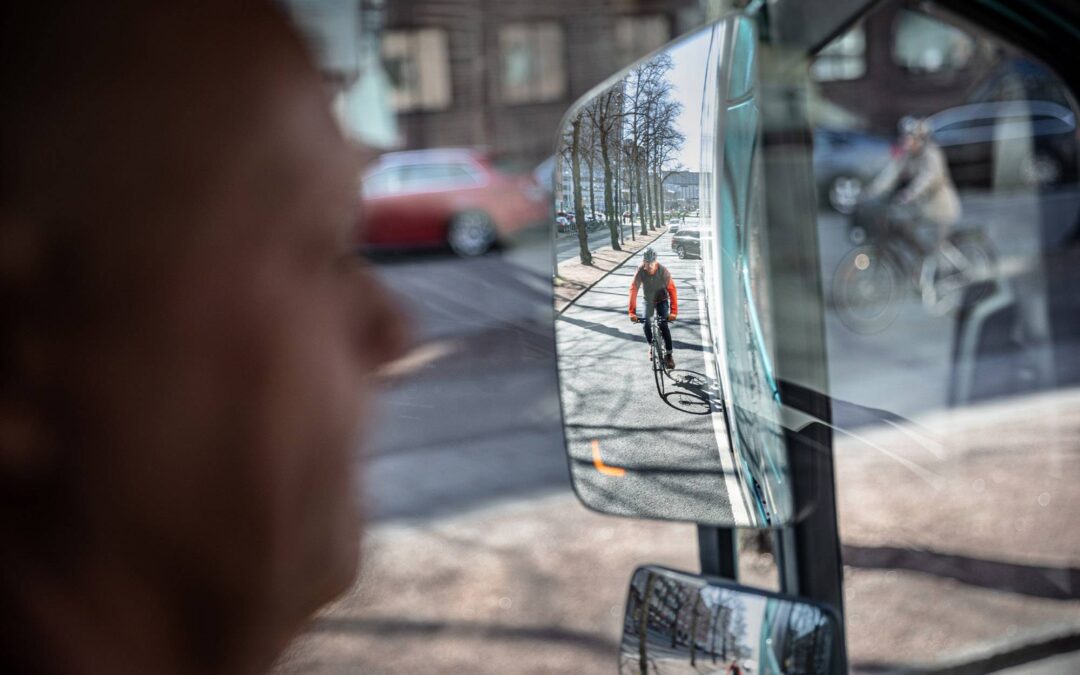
[497, 21, 568, 106]
[381, 27, 452, 113]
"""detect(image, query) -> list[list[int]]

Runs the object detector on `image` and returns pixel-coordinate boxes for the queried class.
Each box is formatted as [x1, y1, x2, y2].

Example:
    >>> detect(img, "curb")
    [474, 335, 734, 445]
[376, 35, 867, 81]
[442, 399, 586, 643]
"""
[554, 227, 669, 316]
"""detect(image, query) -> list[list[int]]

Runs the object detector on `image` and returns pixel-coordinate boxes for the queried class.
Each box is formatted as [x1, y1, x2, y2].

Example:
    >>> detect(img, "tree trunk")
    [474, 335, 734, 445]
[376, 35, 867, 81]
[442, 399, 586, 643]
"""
[600, 128, 620, 250]
[689, 597, 702, 668]
[571, 116, 592, 265]
[639, 573, 657, 675]
[652, 170, 660, 228]
[586, 149, 597, 228]
[710, 607, 720, 663]
[614, 149, 625, 244]
[644, 162, 655, 232]
[651, 171, 661, 230]
[635, 159, 648, 237]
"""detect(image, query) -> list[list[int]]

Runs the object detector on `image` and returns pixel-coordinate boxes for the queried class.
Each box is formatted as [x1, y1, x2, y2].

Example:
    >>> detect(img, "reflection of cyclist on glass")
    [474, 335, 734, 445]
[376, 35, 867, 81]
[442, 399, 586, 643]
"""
[629, 247, 678, 369]
[861, 116, 961, 245]
[835, 116, 996, 332]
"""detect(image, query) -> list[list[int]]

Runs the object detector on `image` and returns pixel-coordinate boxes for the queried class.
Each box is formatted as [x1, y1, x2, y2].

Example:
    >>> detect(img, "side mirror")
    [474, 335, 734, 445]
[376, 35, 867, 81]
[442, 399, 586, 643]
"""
[621, 566, 843, 674]
[553, 10, 798, 528]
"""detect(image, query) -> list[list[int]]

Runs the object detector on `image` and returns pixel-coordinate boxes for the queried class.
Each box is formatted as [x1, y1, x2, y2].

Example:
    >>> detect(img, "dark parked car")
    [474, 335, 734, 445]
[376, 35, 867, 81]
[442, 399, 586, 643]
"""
[671, 229, 700, 259]
[928, 100, 1079, 187]
[813, 128, 894, 214]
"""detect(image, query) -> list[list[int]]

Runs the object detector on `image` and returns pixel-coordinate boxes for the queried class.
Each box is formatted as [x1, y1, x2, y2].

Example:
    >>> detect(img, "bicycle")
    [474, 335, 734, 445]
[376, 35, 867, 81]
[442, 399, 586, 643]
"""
[831, 200, 997, 333]
[632, 310, 671, 398]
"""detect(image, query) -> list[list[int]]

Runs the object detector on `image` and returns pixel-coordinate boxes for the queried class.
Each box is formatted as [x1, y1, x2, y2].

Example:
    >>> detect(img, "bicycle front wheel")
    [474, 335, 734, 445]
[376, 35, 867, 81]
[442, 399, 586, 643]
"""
[831, 245, 903, 334]
[651, 326, 667, 398]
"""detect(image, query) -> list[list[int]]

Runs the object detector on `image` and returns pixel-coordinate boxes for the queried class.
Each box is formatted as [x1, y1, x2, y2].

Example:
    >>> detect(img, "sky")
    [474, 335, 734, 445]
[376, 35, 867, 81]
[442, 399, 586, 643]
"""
[665, 27, 713, 172]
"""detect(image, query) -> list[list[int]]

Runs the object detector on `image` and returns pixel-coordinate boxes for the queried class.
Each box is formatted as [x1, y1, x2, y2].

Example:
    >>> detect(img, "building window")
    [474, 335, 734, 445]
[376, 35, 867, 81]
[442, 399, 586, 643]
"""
[891, 10, 975, 74]
[811, 26, 867, 82]
[499, 23, 566, 105]
[615, 15, 671, 65]
[382, 29, 451, 112]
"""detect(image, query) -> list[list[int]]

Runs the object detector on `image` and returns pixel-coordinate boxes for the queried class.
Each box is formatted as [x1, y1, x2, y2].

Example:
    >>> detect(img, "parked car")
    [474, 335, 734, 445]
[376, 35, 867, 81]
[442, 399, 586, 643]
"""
[927, 100, 1079, 187]
[359, 148, 549, 256]
[967, 57, 1073, 108]
[813, 127, 894, 214]
[555, 211, 575, 232]
[671, 228, 700, 259]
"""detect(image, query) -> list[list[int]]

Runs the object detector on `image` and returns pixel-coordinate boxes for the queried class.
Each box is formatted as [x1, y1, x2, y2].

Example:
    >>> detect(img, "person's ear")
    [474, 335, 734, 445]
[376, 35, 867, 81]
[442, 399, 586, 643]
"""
[0, 214, 53, 477]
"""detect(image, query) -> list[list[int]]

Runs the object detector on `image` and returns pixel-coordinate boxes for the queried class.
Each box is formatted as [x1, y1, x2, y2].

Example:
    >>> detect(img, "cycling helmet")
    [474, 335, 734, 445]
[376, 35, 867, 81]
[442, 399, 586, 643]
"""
[643, 247, 657, 263]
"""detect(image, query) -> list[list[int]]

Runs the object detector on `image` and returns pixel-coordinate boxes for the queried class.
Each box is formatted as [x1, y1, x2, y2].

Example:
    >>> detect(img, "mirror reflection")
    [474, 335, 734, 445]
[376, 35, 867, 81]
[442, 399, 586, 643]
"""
[621, 567, 840, 675]
[553, 14, 793, 527]
[807, 2, 1080, 668]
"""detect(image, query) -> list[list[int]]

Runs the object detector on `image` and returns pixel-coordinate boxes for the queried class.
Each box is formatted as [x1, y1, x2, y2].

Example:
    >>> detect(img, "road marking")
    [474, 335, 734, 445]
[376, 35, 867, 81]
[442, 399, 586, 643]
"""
[591, 440, 626, 477]
[693, 265, 753, 527]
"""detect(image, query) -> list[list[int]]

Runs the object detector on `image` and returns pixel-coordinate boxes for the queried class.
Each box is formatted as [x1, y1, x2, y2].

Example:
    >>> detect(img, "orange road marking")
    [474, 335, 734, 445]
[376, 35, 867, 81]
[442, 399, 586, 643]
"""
[591, 440, 626, 477]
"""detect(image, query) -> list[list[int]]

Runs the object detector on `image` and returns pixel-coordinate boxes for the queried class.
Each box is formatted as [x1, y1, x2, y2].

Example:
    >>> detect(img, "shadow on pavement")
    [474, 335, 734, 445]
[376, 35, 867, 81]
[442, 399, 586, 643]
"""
[311, 617, 618, 657]
[854, 631, 1080, 675]
[842, 544, 1080, 600]
[659, 368, 722, 416]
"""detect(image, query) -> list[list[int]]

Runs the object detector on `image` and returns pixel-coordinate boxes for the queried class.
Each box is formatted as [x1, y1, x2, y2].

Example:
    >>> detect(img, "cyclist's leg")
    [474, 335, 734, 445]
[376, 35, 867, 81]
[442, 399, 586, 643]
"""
[642, 315, 654, 345]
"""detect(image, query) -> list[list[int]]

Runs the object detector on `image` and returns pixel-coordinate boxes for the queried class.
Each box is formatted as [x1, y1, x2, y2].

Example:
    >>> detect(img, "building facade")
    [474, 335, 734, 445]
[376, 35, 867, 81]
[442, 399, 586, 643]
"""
[382, 0, 707, 165]
[812, 2, 1003, 133]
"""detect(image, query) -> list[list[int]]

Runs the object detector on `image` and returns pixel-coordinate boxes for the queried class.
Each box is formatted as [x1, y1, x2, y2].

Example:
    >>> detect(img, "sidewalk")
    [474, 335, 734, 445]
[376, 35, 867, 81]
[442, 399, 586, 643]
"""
[554, 224, 668, 313]
[274, 388, 1080, 674]
[274, 494, 773, 675]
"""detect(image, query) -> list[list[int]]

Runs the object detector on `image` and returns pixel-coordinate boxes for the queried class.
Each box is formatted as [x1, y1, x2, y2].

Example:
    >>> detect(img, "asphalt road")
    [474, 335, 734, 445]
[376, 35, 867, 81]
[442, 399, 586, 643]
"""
[555, 230, 746, 527]
[365, 236, 570, 523]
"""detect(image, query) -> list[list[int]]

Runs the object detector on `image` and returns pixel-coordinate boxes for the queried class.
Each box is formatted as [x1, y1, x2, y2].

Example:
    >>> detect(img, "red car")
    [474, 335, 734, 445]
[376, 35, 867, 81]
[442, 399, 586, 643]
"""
[358, 148, 550, 256]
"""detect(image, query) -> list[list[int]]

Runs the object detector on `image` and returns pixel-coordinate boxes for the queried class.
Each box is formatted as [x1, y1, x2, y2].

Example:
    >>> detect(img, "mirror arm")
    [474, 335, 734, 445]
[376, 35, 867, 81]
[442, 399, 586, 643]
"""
[696, 525, 738, 579]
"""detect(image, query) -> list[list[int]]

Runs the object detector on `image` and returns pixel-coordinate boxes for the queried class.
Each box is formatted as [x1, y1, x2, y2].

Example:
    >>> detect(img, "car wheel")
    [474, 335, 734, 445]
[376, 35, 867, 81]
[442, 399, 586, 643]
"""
[1019, 151, 1062, 186]
[828, 175, 863, 215]
[448, 211, 496, 257]
[677, 245, 687, 259]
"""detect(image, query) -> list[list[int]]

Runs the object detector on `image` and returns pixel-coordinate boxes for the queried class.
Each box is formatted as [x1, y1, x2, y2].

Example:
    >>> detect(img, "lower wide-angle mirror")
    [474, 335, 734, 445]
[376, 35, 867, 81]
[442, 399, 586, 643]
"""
[553, 12, 795, 527]
[621, 566, 841, 675]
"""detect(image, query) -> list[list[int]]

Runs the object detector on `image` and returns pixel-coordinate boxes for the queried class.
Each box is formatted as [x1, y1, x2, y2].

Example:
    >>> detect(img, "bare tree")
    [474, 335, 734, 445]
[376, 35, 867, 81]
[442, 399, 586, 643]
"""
[585, 85, 626, 250]
[569, 112, 592, 265]
[623, 52, 678, 236]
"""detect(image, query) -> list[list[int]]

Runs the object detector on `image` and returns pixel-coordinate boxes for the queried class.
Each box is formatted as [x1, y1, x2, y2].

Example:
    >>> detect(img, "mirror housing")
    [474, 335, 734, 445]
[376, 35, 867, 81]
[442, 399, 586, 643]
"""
[621, 566, 843, 674]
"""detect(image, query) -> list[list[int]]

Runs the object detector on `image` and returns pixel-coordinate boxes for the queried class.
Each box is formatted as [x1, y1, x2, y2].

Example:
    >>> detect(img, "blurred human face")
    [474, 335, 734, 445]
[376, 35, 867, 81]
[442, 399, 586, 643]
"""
[37, 1, 408, 649]
[645, 261, 660, 274]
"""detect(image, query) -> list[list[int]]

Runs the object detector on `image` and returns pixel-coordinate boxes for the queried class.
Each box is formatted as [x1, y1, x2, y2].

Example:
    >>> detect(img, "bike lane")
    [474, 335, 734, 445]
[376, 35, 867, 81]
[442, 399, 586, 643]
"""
[556, 230, 745, 525]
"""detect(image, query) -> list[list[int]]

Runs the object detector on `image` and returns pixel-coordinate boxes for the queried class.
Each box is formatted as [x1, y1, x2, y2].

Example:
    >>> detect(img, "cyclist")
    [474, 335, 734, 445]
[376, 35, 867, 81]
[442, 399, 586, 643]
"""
[862, 116, 961, 245]
[629, 247, 678, 369]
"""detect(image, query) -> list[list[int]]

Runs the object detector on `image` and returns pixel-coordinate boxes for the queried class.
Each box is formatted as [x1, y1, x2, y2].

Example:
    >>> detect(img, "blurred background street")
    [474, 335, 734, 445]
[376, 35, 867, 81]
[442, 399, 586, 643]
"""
[273, 0, 1080, 670]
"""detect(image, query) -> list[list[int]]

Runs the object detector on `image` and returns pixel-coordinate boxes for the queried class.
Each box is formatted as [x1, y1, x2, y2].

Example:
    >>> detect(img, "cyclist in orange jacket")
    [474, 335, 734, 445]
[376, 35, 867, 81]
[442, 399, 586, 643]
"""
[629, 247, 678, 369]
